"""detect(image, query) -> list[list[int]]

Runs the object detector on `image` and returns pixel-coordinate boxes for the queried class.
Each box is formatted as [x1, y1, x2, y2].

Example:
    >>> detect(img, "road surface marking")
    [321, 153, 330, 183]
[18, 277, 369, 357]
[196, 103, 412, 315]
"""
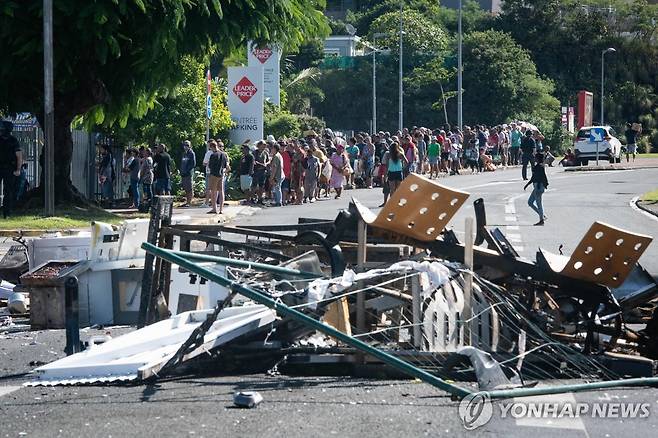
[461, 180, 518, 190]
[505, 204, 516, 214]
[505, 216, 517, 222]
[506, 225, 520, 231]
[0, 386, 21, 398]
[630, 196, 658, 223]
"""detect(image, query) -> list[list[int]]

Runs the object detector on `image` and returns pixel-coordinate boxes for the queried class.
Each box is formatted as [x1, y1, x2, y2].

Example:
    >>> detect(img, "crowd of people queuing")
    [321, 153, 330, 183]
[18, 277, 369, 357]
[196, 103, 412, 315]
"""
[228, 123, 556, 209]
[96, 122, 557, 222]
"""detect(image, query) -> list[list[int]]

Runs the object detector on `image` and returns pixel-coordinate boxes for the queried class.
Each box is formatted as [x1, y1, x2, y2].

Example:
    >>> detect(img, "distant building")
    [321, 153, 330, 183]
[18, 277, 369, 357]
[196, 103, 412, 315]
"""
[323, 35, 363, 57]
[441, 0, 503, 14]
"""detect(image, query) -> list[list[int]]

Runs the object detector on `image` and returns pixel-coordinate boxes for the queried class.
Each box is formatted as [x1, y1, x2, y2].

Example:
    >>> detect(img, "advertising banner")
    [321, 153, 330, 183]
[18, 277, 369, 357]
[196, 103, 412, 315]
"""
[248, 42, 281, 105]
[227, 66, 264, 145]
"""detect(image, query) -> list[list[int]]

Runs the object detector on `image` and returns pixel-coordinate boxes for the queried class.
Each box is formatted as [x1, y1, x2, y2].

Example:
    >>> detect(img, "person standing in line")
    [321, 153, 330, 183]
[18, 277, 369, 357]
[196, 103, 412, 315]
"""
[180, 140, 196, 207]
[238, 142, 254, 199]
[202, 140, 214, 207]
[427, 135, 441, 179]
[153, 143, 172, 195]
[140, 147, 154, 204]
[330, 143, 348, 199]
[207, 140, 229, 214]
[124, 148, 141, 208]
[269, 142, 285, 206]
[510, 123, 522, 166]
[0, 121, 23, 218]
[303, 145, 320, 203]
[251, 140, 270, 204]
[98, 144, 115, 207]
[498, 126, 509, 167]
[362, 136, 376, 189]
[520, 130, 536, 180]
[414, 131, 427, 175]
[624, 122, 641, 162]
[524, 152, 549, 226]
[346, 137, 360, 189]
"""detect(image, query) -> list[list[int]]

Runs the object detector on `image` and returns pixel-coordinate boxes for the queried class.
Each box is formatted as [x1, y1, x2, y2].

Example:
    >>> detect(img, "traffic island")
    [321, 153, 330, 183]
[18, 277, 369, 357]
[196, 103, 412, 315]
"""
[636, 189, 658, 218]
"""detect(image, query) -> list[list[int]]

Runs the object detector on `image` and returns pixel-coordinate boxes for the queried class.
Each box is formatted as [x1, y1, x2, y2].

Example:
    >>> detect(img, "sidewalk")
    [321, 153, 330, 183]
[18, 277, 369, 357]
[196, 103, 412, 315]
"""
[170, 200, 260, 225]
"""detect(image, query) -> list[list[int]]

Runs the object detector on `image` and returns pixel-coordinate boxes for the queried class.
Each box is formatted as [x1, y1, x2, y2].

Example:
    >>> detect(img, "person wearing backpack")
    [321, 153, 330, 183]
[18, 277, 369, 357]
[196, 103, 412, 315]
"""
[207, 139, 229, 214]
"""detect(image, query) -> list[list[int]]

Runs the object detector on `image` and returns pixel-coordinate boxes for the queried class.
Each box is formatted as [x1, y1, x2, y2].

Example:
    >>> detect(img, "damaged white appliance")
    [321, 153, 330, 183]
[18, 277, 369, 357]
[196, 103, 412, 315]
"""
[28, 304, 276, 385]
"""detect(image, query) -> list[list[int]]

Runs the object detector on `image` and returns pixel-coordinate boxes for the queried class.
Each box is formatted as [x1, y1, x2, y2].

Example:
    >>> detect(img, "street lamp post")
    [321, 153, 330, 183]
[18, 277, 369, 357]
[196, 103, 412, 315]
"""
[600, 47, 616, 125]
[371, 33, 386, 135]
[457, 0, 463, 130]
[398, 0, 403, 131]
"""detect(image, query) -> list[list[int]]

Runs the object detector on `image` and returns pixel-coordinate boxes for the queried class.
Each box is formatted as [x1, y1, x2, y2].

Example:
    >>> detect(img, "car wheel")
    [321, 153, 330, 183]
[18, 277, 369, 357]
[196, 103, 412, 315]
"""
[616, 156, 622, 164]
[580, 159, 589, 166]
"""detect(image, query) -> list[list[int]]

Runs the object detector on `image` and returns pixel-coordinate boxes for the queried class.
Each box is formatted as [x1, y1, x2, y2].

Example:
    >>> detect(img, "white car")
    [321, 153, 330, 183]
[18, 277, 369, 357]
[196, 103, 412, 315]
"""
[574, 126, 623, 165]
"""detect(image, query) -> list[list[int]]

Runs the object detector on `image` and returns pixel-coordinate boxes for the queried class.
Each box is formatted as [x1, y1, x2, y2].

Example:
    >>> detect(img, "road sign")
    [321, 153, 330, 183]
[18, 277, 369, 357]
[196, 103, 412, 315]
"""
[590, 127, 605, 142]
[206, 70, 212, 95]
[206, 94, 212, 119]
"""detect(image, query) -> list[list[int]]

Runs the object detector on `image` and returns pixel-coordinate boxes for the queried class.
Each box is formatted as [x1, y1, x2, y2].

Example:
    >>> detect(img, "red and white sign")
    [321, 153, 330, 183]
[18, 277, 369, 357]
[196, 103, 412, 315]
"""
[228, 67, 263, 145]
[248, 41, 280, 106]
[206, 69, 212, 95]
[232, 76, 258, 104]
[251, 46, 273, 64]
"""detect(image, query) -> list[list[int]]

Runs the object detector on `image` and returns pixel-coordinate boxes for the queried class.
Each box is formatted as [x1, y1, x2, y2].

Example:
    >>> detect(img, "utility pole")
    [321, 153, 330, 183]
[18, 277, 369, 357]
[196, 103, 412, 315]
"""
[457, 0, 463, 130]
[372, 45, 377, 134]
[398, 0, 404, 131]
[600, 48, 616, 125]
[43, 0, 55, 216]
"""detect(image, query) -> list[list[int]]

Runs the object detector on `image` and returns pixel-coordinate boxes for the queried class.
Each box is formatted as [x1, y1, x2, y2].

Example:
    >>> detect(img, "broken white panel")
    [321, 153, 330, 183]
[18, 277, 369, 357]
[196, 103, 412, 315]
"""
[28, 305, 275, 386]
[168, 263, 229, 315]
[0, 280, 15, 300]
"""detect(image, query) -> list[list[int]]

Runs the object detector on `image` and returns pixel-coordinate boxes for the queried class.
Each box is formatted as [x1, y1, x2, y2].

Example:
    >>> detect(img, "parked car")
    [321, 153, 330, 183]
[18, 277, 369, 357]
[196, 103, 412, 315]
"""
[574, 126, 622, 165]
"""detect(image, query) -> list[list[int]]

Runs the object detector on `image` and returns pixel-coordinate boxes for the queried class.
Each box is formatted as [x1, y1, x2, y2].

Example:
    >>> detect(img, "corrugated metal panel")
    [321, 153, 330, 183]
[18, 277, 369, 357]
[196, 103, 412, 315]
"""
[71, 130, 92, 198]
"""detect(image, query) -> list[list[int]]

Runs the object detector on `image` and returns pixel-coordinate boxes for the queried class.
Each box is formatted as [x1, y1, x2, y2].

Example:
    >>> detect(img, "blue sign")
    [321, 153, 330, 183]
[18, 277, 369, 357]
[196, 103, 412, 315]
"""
[590, 127, 605, 142]
[206, 94, 212, 119]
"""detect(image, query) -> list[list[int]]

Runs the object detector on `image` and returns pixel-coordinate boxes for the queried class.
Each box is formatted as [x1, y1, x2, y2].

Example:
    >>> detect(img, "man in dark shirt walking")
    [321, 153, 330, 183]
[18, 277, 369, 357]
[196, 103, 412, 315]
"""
[0, 121, 23, 218]
[239, 143, 254, 199]
[153, 143, 172, 195]
[524, 152, 549, 226]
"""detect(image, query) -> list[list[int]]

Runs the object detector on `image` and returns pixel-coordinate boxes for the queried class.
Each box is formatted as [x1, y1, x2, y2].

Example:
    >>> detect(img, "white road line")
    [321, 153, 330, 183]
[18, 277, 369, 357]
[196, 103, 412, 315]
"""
[505, 204, 516, 214]
[461, 180, 518, 190]
[505, 216, 517, 222]
[630, 196, 658, 223]
[0, 386, 21, 398]
[508, 236, 522, 243]
[506, 225, 520, 231]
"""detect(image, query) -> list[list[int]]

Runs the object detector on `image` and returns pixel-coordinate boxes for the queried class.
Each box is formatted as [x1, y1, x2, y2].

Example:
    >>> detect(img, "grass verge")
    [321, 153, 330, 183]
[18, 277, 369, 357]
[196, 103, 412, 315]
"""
[0, 206, 147, 230]
[641, 189, 658, 203]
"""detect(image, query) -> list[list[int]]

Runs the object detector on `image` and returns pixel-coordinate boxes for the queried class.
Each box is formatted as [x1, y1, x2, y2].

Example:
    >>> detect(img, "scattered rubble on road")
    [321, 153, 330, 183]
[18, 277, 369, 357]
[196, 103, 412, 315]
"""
[3, 177, 658, 400]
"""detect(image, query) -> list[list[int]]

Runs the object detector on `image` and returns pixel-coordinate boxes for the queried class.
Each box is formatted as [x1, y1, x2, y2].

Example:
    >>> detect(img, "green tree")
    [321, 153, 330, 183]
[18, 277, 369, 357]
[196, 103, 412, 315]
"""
[0, 0, 328, 204]
[113, 57, 232, 165]
[461, 30, 560, 126]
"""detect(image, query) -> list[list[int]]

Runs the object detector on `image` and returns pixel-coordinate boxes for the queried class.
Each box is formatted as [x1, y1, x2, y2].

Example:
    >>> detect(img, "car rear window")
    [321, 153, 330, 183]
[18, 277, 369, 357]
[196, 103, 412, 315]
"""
[577, 129, 590, 139]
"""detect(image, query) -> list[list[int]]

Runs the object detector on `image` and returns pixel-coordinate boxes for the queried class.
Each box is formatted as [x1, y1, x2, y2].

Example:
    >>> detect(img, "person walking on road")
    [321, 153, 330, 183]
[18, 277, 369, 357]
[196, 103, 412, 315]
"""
[520, 130, 536, 180]
[524, 152, 549, 226]
[0, 121, 23, 218]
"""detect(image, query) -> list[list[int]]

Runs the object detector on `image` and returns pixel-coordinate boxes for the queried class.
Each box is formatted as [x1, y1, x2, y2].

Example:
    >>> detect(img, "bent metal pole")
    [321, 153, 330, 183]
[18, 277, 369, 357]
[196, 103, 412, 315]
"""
[141, 242, 471, 398]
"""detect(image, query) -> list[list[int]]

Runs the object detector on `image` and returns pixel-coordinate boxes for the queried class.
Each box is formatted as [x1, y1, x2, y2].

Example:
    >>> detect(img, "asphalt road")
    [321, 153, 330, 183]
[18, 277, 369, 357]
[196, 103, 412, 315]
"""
[2, 165, 658, 437]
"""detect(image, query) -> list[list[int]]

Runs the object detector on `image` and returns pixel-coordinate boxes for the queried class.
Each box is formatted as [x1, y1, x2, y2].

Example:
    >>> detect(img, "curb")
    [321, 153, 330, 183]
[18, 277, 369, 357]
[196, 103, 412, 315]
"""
[565, 165, 658, 172]
[635, 199, 658, 219]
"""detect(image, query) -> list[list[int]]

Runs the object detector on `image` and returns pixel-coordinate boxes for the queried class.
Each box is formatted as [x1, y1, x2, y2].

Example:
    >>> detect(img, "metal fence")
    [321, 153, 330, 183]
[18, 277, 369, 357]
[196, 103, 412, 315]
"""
[9, 118, 126, 203]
